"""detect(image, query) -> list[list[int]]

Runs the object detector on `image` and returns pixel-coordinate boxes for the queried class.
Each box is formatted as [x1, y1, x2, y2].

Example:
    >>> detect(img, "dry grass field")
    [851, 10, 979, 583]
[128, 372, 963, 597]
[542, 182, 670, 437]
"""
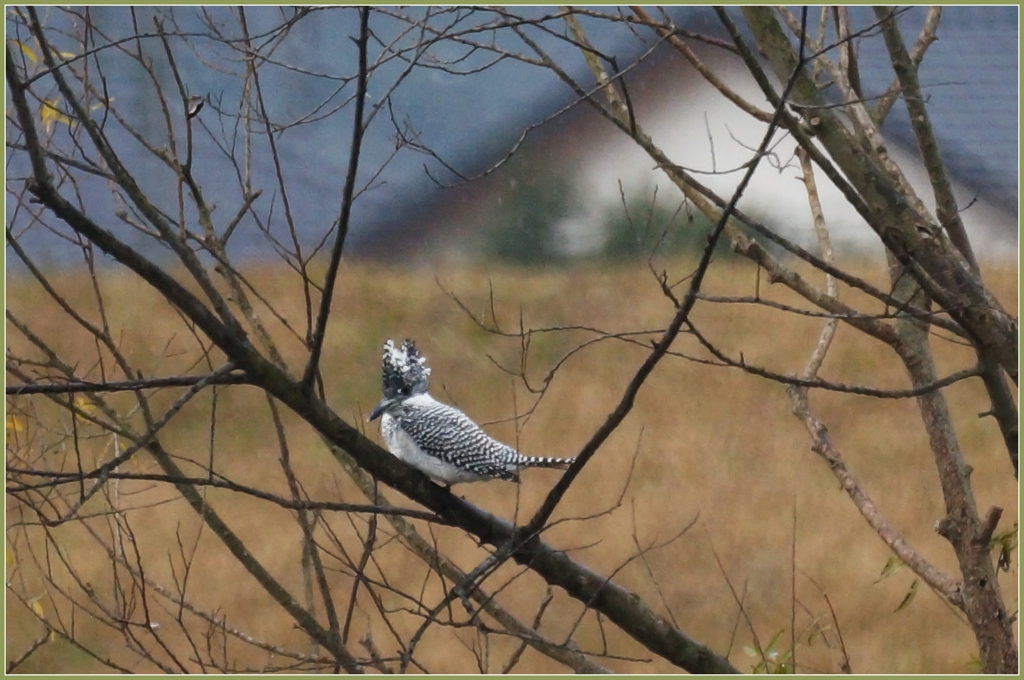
[5, 254, 1018, 674]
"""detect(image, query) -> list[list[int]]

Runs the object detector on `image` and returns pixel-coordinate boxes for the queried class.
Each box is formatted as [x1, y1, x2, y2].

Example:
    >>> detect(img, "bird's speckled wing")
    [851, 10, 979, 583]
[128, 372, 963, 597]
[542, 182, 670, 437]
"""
[396, 399, 521, 481]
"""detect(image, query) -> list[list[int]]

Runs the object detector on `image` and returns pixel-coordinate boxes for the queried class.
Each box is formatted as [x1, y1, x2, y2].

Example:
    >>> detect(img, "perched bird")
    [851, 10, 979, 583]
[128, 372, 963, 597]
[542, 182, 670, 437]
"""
[368, 339, 574, 485]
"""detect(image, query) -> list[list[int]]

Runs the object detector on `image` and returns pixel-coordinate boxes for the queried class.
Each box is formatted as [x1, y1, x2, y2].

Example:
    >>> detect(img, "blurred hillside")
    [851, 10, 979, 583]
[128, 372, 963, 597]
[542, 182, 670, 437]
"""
[6, 256, 1018, 673]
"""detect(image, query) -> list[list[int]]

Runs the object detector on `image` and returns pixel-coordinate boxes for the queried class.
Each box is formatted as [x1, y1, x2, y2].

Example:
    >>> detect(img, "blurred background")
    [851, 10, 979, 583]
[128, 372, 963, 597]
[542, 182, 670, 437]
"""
[6, 6, 1018, 267]
[6, 5, 1019, 674]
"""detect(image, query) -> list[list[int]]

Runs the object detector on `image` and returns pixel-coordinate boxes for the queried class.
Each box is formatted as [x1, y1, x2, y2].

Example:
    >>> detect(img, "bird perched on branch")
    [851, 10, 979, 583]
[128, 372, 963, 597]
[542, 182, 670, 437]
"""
[368, 339, 574, 485]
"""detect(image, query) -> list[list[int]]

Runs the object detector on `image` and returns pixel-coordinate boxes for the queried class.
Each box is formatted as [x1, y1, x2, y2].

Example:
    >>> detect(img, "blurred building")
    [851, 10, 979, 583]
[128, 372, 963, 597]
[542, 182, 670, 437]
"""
[355, 6, 1018, 264]
[6, 7, 1016, 266]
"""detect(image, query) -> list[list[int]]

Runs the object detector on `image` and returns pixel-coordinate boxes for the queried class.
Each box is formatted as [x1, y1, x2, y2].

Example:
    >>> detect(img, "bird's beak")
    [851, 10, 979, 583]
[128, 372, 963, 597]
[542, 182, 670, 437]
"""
[368, 397, 390, 422]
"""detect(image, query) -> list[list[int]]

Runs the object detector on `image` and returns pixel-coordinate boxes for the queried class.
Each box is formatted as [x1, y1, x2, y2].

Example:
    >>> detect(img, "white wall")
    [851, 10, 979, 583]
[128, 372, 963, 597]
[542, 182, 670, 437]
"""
[563, 53, 1016, 262]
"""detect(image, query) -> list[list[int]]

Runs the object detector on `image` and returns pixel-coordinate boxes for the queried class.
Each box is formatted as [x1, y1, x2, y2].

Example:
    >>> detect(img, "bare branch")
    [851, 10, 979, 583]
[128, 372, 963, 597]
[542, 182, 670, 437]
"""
[301, 7, 370, 394]
[6, 372, 253, 396]
[630, 6, 774, 124]
[787, 387, 963, 607]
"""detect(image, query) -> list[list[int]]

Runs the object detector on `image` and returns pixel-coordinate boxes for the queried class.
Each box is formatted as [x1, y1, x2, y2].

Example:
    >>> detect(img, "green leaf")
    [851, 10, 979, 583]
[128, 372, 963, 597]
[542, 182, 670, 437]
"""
[875, 554, 904, 583]
[764, 629, 785, 653]
[893, 579, 919, 613]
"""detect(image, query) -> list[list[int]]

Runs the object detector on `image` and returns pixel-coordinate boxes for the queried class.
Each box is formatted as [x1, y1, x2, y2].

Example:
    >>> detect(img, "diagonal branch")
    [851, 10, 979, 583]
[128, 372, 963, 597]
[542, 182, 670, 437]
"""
[630, 6, 774, 124]
[687, 321, 980, 399]
[786, 387, 963, 607]
[872, 7, 941, 126]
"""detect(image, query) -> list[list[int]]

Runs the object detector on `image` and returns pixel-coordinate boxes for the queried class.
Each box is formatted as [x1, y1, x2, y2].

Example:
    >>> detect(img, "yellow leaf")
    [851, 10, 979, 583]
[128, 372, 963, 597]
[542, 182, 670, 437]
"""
[6, 414, 24, 446]
[40, 97, 60, 131]
[10, 39, 37, 63]
[40, 97, 73, 133]
[58, 50, 76, 60]
[28, 595, 55, 642]
[74, 394, 99, 415]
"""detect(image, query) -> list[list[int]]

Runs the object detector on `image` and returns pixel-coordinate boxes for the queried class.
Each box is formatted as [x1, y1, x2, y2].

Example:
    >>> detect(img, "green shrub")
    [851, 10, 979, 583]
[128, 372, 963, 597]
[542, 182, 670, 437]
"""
[488, 173, 580, 265]
[601, 196, 727, 260]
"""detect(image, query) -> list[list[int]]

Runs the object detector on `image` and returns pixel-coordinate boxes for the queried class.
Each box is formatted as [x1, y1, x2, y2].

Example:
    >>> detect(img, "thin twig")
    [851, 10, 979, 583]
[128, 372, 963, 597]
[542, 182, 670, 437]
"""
[301, 7, 370, 393]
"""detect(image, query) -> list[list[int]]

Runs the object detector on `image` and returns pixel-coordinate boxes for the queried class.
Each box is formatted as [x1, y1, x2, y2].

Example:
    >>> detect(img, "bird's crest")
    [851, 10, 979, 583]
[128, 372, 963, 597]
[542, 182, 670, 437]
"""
[381, 338, 431, 398]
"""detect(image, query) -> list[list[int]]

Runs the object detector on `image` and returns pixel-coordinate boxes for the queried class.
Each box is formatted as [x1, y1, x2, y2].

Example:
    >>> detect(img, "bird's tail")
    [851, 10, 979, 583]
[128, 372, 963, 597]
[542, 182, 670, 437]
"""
[518, 455, 575, 470]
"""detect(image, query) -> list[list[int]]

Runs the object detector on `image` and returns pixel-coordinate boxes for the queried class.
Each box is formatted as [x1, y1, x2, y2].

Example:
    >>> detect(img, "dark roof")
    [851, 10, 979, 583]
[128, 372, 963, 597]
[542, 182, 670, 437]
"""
[839, 6, 1018, 214]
